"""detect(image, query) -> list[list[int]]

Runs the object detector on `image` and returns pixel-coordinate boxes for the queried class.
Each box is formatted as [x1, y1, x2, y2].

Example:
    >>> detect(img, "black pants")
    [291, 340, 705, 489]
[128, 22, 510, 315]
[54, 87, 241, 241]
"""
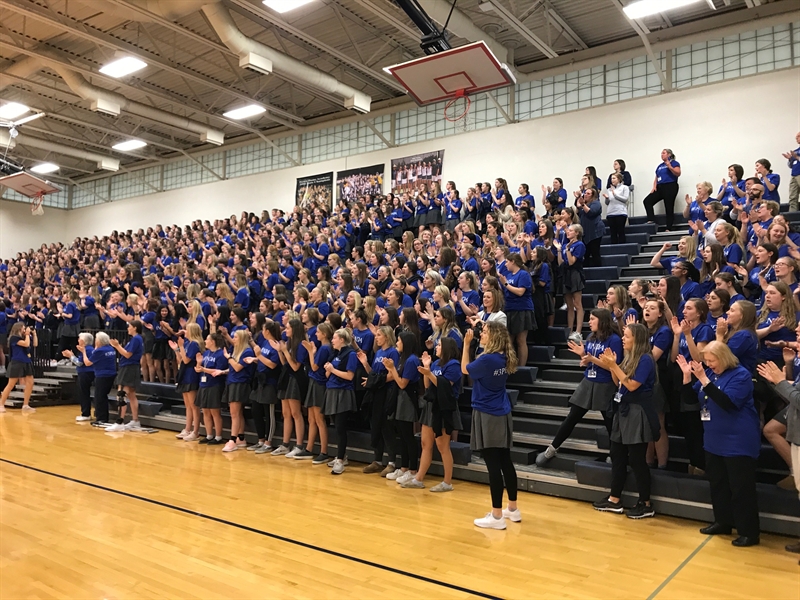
[705, 451, 760, 538]
[552, 404, 613, 450]
[482, 447, 518, 509]
[584, 237, 602, 268]
[371, 408, 396, 465]
[93, 375, 115, 423]
[680, 411, 706, 470]
[607, 215, 627, 244]
[251, 401, 275, 443]
[77, 372, 95, 418]
[58, 335, 78, 356]
[643, 182, 679, 229]
[396, 420, 418, 470]
[610, 441, 651, 502]
[335, 412, 349, 460]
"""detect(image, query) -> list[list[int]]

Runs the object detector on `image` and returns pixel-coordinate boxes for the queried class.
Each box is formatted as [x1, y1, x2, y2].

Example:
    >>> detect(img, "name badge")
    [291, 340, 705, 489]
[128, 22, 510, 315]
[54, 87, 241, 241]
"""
[700, 407, 711, 421]
[657, 176, 662, 182]
[201, 375, 207, 383]
[613, 391, 623, 403]
[587, 368, 597, 379]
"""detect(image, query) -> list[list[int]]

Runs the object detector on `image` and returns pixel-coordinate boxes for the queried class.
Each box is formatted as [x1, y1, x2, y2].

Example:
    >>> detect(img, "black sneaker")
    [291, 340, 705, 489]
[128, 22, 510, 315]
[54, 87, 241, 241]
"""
[207, 438, 224, 445]
[199, 437, 213, 444]
[312, 453, 331, 465]
[627, 502, 656, 519]
[592, 497, 624, 513]
[293, 449, 314, 460]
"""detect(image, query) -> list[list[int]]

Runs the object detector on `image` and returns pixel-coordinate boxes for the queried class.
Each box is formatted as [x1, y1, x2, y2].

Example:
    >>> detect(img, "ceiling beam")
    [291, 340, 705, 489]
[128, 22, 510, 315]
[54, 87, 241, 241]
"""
[344, 0, 421, 46]
[482, 0, 559, 59]
[546, 8, 588, 50]
[609, 0, 670, 91]
[0, 0, 303, 126]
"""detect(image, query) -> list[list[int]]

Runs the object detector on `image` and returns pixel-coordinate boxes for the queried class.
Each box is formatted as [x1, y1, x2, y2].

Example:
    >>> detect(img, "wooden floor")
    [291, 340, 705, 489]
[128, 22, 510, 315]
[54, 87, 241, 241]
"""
[0, 407, 796, 599]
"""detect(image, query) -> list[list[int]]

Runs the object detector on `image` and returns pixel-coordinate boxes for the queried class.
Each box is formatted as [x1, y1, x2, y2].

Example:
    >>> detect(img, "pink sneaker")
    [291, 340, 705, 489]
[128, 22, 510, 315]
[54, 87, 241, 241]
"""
[222, 440, 238, 453]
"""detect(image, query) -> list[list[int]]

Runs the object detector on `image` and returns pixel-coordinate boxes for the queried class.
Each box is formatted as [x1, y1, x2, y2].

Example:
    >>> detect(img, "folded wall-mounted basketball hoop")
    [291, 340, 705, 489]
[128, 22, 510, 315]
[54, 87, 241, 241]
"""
[384, 41, 516, 107]
[0, 171, 60, 216]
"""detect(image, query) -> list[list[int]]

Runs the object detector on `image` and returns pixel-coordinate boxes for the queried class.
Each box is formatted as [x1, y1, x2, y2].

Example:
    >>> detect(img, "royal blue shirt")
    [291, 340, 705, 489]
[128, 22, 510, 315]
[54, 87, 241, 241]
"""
[353, 327, 374, 359]
[75, 344, 94, 374]
[649, 325, 673, 365]
[677, 323, 714, 361]
[466, 353, 510, 416]
[431, 358, 462, 398]
[461, 257, 479, 273]
[119, 335, 143, 367]
[226, 348, 255, 384]
[621, 354, 655, 395]
[532, 262, 551, 294]
[256, 340, 280, 386]
[583, 334, 623, 383]
[89, 345, 117, 378]
[504, 269, 534, 311]
[180, 340, 202, 385]
[9, 335, 31, 363]
[373, 347, 400, 375]
[760, 173, 780, 201]
[326, 348, 359, 390]
[309, 344, 334, 385]
[726, 329, 758, 374]
[757, 310, 798, 361]
[655, 160, 680, 185]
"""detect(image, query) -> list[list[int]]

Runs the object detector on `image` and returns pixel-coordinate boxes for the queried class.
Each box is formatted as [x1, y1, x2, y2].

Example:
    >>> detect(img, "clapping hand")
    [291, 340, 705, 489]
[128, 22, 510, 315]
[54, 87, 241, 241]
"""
[421, 351, 432, 368]
[597, 348, 617, 369]
[768, 316, 786, 332]
[670, 316, 682, 335]
[567, 339, 585, 357]
[661, 242, 672, 251]
[689, 360, 706, 382]
[680, 319, 692, 335]
[716, 318, 727, 338]
[464, 329, 474, 345]
[782, 345, 796, 365]
[625, 313, 637, 326]
[356, 349, 368, 366]
[676, 354, 692, 375]
[757, 361, 786, 385]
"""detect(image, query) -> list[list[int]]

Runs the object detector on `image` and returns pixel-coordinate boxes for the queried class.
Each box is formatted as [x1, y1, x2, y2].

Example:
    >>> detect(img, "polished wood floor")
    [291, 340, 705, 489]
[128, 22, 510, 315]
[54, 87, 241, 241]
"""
[0, 407, 797, 599]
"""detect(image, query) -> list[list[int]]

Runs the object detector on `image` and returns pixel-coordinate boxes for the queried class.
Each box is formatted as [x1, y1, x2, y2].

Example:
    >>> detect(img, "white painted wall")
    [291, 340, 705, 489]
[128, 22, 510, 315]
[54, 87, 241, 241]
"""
[0, 199, 70, 258]
[2, 68, 799, 257]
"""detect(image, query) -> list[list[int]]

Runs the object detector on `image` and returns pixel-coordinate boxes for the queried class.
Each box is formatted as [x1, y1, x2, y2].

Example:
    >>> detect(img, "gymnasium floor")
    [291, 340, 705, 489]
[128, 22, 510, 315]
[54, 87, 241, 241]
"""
[0, 407, 796, 600]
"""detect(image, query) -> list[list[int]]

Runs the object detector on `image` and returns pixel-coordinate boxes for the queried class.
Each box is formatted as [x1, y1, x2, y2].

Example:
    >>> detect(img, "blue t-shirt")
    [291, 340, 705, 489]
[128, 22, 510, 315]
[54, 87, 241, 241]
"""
[583, 334, 623, 383]
[655, 160, 680, 185]
[726, 329, 758, 374]
[723, 244, 743, 266]
[199, 349, 226, 388]
[256, 340, 280, 386]
[455, 289, 481, 323]
[120, 335, 143, 367]
[677, 323, 714, 361]
[757, 311, 797, 361]
[372, 347, 400, 375]
[353, 327, 374, 358]
[326, 348, 359, 390]
[75, 344, 94, 374]
[532, 262, 551, 294]
[180, 340, 201, 385]
[562, 241, 585, 268]
[400, 354, 421, 386]
[431, 358, 462, 398]
[461, 257, 479, 273]
[226, 347, 255, 384]
[9, 336, 31, 363]
[621, 354, 655, 395]
[649, 326, 673, 364]
[466, 353, 510, 416]
[309, 344, 334, 385]
[90, 345, 117, 378]
[760, 173, 780, 202]
[504, 269, 534, 311]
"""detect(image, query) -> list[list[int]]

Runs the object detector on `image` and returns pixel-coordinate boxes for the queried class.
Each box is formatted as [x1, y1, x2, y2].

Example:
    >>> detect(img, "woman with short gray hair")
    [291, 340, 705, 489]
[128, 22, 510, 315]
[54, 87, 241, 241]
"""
[62, 332, 95, 422]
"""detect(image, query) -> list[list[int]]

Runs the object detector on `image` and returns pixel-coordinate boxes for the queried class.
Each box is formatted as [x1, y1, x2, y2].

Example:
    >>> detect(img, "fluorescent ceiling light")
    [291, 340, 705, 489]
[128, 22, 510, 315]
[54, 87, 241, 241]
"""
[31, 162, 59, 174]
[623, 0, 703, 20]
[262, 0, 314, 13]
[112, 139, 147, 151]
[223, 104, 267, 120]
[99, 56, 148, 78]
[0, 102, 30, 120]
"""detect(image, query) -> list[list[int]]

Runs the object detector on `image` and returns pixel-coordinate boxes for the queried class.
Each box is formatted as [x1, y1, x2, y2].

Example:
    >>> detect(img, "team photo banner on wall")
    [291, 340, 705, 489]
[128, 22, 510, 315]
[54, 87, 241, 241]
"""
[391, 150, 444, 194]
[296, 171, 334, 210]
[335, 164, 384, 202]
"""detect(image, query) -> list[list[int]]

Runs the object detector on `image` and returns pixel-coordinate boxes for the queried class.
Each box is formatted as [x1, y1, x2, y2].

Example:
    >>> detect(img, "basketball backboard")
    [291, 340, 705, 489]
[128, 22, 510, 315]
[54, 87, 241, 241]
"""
[0, 171, 60, 197]
[384, 41, 516, 106]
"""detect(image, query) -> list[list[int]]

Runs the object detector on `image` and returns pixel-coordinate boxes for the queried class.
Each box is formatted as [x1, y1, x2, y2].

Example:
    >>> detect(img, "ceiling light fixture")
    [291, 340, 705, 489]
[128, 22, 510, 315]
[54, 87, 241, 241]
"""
[0, 102, 30, 120]
[99, 56, 148, 78]
[112, 139, 147, 151]
[622, 0, 704, 20]
[262, 0, 314, 14]
[223, 104, 267, 120]
[30, 162, 59, 174]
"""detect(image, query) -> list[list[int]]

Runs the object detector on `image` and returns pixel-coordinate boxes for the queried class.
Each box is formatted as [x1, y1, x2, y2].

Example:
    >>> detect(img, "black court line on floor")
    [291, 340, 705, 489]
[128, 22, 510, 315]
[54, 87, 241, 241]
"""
[646, 535, 712, 600]
[0, 457, 502, 600]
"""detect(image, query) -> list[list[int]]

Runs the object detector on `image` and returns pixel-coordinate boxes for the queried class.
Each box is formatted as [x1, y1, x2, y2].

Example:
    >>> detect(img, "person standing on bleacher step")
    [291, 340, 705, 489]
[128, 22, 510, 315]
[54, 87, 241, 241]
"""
[536, 309, 622, 468]
[781, 131, 800, 211]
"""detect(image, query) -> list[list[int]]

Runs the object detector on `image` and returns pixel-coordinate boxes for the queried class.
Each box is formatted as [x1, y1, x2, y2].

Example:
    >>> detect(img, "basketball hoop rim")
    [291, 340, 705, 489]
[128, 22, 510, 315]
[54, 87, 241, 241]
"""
[443, 94, 471, 123]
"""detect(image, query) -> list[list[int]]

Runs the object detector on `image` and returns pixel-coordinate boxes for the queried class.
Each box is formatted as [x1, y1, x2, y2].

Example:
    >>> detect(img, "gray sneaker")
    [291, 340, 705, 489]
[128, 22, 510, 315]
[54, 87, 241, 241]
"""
[400, 477, 425, 489]
[535, 445, 557, 466]
[429, 482, 454, 493]
[271, 444, 290, 456]
[328, 456, 348, 468]
[246, 442, 264, 451]
[254, 444, 273, 455]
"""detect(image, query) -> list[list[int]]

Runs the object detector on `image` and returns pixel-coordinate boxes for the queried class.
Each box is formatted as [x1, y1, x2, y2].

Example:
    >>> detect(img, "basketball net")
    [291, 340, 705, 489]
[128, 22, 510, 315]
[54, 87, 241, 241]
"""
[30, 192, 44, 216]
[444, 93, 471, 133]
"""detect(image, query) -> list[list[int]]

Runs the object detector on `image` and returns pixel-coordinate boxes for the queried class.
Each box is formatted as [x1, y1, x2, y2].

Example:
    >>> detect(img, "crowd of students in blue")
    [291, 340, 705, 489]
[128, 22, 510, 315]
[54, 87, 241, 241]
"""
[1, 137, 800, 537]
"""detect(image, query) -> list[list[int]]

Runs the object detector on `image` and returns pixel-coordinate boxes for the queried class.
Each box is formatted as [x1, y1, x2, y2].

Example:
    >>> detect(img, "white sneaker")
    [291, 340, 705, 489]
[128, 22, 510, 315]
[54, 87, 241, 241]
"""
[327, 456, 348, 468]
[385, 468, 404, 480]
[176, 430, 188, 439]
[76, 415, 92, 422]
[559, 303, 567, 311]
[183, 432, 198, 442]
[246, 442, 264, 451]
[396, 470, 415, 485]
[104, 423, 125, 432]
[271, 445, 290, 456]
[502, 507, 522, 522]
[331, 459, 345, 475]
[124, 420, 141, 431]
[21, 405, 36, 413]
[286, 446, 302, 458]
[222, 440, 238, 453]
[474, 512, 507, 530]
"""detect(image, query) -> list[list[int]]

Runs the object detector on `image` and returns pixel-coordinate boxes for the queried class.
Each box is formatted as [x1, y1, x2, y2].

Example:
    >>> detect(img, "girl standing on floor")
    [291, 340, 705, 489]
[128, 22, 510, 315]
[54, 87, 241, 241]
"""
[273, 318, 309, 457]
[221, 330, 256, 453]
[171, 323, 204, 442]
[0, 323, 38, 413]
[196, 332, 227, 445]
[324, 328, 359, 475]
[463, 321, 519, 528]
[302, 322, 335, 464]
[246, 320, 282, 454]
[404, 336, 460, 491]
[382, 331, 422, 482]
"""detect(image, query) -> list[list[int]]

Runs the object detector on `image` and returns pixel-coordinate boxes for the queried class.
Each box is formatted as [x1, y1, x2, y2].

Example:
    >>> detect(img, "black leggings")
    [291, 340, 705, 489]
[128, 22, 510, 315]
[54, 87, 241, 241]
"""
[482, 447, 518, 509]
[58, 335, 78, 356]
[679, 411, 706, 470]
[610, 441, 651, 502]
[607, 215, 627, 244]
[77, 372, 95, 418]
[251, 402, 276, 443]
[335, 412, 349, 460]
[372, 410, 396, 465]
[584, 237, 602, 268]
[396, 420, 419, 470]
[93, 375, 115, 423]
[552, 404, 613, 450]
[643, 182, 679, 229]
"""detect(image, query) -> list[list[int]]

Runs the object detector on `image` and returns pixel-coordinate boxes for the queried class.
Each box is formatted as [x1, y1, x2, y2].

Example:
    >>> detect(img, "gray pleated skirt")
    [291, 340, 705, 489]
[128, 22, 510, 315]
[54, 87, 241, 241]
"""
[652, 382, 667, 414]
[253, 382, 278, 405]
[470, 410, 514, 451]
[222, 382, 251, 404]
[278, 377, 302, 401]
[305, 380, 327, 408]
[419, 398, 463, 430]
[324, 388, 356, 415]
[395, 389, 418, 423]
[507, 310, 535, 336]
[197, 385, 223, 409]
[114, 364, 141, 388]
[176, 382, 199, 394]
[7, 360, 33, 378]
[610, 403, 655, 445]
[60, 322, 80, 337]
[569, 378, 616, 412]
[563, 269, 585, 293]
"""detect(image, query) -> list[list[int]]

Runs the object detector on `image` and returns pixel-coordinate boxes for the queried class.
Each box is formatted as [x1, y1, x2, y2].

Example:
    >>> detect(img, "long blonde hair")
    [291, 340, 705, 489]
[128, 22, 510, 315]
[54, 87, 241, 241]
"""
[620, 323, 652, 379]
[185, 322, 205, 353]
[216, 282, 235, 304]
[482, 321, 518, 373]
[363, 296, 377, 324]
[680, 235, 698, 261]
[232, 329, 250, 361]
[187, 299, 203, 325]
